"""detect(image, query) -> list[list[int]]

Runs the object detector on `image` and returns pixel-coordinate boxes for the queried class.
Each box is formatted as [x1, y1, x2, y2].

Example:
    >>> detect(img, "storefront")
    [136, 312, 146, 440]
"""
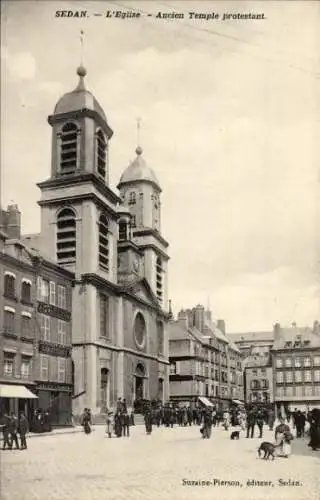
[0, 383, 38, 422]
[36, 382, 72, 426]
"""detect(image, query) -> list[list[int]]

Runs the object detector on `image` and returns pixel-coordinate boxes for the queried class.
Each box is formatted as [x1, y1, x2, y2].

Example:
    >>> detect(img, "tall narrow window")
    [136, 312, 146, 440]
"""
[119, 221, 127, 241]
[57, 285, 67, 309]
[99, 294, 109, 338]
[21, 280, 31, 303]
[56, 208, 76, 265]
[96, 129, 107, 179]
[4, 310, 15, 333]
[156, 256, 163, 303]
[99, 214, 109, 271]
[129, 192, 136, 205]
[60, 122, 78, 175]
[49, 281, 56, 305]
[4, 274, 15, 298]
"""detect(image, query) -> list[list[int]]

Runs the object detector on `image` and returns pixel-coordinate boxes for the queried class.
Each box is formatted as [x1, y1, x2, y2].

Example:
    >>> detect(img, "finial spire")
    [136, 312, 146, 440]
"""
[76, 30, 87, 90]
[135, 117, 143, 155]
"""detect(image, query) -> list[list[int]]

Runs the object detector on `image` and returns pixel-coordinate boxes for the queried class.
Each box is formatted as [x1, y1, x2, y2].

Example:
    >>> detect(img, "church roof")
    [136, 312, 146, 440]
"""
[53, 66, 107, 122]
[118, 147, 160, 189]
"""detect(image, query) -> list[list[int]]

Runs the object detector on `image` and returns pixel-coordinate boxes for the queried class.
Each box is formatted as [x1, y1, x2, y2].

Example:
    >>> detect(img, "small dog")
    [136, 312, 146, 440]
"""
[258, 441, 277, 460]
[230, 431, 240, 440]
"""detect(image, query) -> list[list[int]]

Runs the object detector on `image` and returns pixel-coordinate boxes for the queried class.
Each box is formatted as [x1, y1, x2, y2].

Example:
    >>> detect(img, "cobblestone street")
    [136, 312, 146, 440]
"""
[1, 425, 319, 500]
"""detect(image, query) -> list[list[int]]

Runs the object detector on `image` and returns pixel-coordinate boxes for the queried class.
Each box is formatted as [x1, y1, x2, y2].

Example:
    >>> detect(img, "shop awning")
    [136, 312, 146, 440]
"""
[198, 396, 214, 408]
[232, 399, 245, 406]
[0, 384, 38, 399]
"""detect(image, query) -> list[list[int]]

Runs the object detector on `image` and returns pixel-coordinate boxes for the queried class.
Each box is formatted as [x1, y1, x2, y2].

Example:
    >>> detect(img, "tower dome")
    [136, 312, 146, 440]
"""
[53, 66, 107, 123]
[117, 147, 161, 190]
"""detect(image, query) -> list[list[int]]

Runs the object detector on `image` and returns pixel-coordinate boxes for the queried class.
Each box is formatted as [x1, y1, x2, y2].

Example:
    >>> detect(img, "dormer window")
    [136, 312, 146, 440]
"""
[129, 192, 136, 205]
[96, 129, 107, 179]
[60, 123, 78, 175]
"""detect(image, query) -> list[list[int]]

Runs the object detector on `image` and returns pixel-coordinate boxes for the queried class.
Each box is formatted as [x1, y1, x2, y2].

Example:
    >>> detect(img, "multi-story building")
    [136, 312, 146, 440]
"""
[244, 354, 273, 404]
[169, 305, 244, 408]
[19, 65, 171, 417]
[271, 323, 320, 413]
[0, 228, 37, 419]
[228, 331, 274, 358]
[33, 254, 74, 425]
[0, 206, 74, 425]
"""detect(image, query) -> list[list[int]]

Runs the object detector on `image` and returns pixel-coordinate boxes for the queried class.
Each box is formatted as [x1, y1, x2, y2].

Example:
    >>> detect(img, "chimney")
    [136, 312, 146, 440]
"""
[217, 319, 226, 334]
[185, 308, 194, 328]
[193, 304, 205, 332]
[313, 321, 320, 335]
[274, 322, 281, 342]
[177, 310, 189, 329]
[6, 204, 21, 239]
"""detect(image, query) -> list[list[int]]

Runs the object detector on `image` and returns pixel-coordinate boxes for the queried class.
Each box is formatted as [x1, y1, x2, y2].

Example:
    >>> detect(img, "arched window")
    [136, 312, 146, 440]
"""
[134, 312, 146, 349]
[129, 192, 136, 205]
[4, 274, 16, 298]
[96, 129, 107, 179]
[60, 123, 78, 175]
[21, 281, 31, 303]
[156, 256, 163, 303]
[56, 208, 76, 264]
[157, 321, 164, 355]
[99, 214, 109, 271]
[119, 220, 128, 241]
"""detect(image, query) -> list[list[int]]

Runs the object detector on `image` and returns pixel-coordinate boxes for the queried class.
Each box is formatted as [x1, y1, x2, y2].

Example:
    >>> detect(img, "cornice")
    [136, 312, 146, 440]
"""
[0, 252, 34, 274]
[117, 240, 144, 255]
[38, 192, 119, 219]
[133, 228, 169, 249]
[37, 172, 121, 206]
[72, 341, 170, 364]
[48, 108, 113, 139]
[117, 178, 162, 194]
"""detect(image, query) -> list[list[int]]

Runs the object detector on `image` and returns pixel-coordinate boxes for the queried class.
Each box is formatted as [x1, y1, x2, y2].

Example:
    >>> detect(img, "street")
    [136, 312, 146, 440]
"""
[1, 424, 319, 500]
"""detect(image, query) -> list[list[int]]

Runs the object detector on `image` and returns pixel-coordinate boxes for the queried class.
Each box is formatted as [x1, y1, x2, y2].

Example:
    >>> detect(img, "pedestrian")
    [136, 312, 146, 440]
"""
[275, 418, 294, 457]
[8, 413, 20, 449]
[267, 409, 275, 431]
[114, 411, 122, 437]
[106, 411, 113, 438]
[1, 412, 12, 450]
[246, 409, 256, 438]
[81, 408, 92, 434]
[308, 409, 320, 451]
[295, 410, 306, 438]
[18, 412, 29, 450]
[144, 409, 153, 435]
[256, 410, 264, 439]
[123, 411, 130, 437]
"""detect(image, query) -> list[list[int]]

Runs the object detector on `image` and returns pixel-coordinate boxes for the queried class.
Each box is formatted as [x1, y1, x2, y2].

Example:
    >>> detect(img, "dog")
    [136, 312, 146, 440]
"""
[257, 441, 277, 460]
[230, 431, 240, 440]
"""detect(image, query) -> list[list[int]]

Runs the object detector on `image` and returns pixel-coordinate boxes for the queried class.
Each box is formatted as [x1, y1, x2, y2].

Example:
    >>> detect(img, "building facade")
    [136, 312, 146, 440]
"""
[33, 257, 74, 425]
[0, 217, 74, 425]
[22, 66, 170, 416]
[169, 306, 244, 407]
[0, 230, 37, 419]
[271, 323, 320, 413]
[228, 331, 274, 359]
[244, 355, 273, 404]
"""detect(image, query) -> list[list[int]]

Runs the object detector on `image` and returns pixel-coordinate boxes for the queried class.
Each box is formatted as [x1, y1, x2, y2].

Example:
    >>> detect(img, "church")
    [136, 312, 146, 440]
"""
[27, 65, 171, 417]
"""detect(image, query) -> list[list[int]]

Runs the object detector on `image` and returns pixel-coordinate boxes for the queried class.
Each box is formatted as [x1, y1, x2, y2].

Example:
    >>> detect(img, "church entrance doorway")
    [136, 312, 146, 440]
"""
[134, 363, 146, 413]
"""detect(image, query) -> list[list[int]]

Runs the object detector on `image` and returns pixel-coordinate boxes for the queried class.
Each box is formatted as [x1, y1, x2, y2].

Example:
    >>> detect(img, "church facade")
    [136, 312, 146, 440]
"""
[31, 66, 170, 416]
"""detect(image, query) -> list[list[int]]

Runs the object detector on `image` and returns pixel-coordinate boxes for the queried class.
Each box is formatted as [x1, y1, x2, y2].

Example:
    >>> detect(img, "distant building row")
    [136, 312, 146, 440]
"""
[230, 322, 320, 412]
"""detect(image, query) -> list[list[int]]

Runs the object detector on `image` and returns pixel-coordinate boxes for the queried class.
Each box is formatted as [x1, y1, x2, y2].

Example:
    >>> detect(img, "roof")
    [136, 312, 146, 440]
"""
[228, 331, 274, 343]
[228, 341, 241, 354]
[53, 67, 107, 123]
[204, 319, 229, 344]
[272, 326, 320, 350]
[118, 147, 160, 189]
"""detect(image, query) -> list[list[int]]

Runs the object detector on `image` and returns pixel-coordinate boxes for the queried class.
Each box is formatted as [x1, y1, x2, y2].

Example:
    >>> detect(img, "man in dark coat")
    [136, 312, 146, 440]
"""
[246, 409, 256, 438]
[18, 412, 29, 450]
[256, 409, 264, 439]
[8, 413, 19, 449]
[122, 412, 130, 437]
[1, 412, 12, 450]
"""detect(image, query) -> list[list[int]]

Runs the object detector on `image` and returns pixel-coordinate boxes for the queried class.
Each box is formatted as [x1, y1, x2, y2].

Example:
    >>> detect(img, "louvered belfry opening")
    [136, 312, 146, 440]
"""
[56, 208, 76, 265]
[60, 122, 78, 175]
[99, 213, 109, 271]
[96, 129, 107, 179]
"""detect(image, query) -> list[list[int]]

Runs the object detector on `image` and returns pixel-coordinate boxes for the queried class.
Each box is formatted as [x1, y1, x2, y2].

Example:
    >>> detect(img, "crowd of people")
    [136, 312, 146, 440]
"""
[0, 411, 29, 450]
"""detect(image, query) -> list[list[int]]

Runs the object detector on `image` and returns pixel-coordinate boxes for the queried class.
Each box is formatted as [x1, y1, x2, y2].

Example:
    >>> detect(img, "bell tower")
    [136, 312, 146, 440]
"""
[117, 145, 169, 309]
[37, 66, 120, 281]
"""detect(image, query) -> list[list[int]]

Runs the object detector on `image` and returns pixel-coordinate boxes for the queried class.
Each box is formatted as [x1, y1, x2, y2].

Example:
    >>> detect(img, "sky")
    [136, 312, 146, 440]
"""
[1, 0, 319, 333]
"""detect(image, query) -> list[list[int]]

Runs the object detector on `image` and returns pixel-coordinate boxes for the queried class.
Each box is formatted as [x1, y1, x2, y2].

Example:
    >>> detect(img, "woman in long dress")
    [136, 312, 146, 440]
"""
[275, 418, 293, 457]
[82, 408, 92, 435]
